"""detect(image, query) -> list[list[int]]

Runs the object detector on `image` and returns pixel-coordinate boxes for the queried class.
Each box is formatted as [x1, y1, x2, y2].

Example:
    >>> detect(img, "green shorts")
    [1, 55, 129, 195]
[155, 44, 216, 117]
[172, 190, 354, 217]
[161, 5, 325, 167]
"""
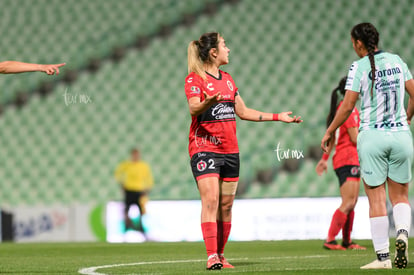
[357, 130, 413, 187]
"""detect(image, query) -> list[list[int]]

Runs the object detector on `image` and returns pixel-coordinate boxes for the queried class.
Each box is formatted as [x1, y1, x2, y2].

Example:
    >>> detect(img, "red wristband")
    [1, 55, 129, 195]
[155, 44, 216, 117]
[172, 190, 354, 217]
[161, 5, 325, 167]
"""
[272, 113, 279, 121]
[322, 153, 329, 161]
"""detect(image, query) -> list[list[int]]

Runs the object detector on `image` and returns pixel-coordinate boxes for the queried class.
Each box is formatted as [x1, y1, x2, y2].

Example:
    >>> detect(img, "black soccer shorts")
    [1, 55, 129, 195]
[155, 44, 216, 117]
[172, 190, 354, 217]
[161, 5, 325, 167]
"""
[334, 165, 361, 186]
[190, 152, 240, 182]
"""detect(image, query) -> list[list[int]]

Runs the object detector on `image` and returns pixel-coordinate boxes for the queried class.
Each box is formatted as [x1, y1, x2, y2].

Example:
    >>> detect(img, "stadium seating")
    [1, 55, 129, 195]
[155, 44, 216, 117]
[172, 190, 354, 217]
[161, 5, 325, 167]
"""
[0, 0, 413, 206]
[0, 0, 220, 105]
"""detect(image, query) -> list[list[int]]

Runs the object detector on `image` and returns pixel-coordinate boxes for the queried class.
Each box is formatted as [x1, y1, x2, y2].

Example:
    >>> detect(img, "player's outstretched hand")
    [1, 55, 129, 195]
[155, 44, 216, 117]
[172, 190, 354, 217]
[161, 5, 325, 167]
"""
[279, 111, 302, 123]
[41, 63, 66, 75]
[203, 91, 224, 105]
[315, 159, 328, 176]
[320, 132, 333, 153]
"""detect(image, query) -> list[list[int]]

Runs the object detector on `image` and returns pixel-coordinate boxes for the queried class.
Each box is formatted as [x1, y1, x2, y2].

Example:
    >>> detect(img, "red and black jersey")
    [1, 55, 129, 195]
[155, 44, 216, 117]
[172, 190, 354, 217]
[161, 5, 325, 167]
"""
[332, 101, 360, 169]
[185, 70, 239, 157]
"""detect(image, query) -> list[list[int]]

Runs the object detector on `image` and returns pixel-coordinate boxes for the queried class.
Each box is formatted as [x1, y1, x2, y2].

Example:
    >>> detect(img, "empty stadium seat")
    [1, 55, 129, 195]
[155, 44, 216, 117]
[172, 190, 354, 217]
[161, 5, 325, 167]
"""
[0, 0, 413, 206]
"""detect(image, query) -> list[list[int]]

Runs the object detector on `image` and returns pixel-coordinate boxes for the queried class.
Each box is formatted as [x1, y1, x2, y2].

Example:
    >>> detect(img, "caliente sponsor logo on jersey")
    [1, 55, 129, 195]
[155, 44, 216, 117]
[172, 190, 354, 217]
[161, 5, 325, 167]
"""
[211, 103, 235, 120]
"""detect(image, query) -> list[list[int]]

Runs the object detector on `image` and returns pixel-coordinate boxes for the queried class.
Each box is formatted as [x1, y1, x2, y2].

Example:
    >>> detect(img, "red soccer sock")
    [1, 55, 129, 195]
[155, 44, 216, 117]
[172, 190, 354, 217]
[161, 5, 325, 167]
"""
[201, 222, 217, 257]
[327, 209, 347, 242]
[217, 221, 232, 255]
[342, 210, 355, 244]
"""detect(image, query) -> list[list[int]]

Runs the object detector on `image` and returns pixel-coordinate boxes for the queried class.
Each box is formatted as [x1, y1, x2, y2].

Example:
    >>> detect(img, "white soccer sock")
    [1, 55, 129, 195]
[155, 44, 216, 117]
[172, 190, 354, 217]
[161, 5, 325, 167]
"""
[370, 216, 389, 253]
[393, 203, 411, 236]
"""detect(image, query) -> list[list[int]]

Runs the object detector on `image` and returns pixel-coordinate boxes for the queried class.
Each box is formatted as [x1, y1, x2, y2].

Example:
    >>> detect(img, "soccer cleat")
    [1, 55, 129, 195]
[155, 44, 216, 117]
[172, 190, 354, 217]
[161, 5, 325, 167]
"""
[323, 240, 346, 250]
[219, 255, 234, 268]
[206, 254, 222, 270]
[394, 234, 408, 269]
[360, 259, 392, 269]
[342, 242, 366, 250]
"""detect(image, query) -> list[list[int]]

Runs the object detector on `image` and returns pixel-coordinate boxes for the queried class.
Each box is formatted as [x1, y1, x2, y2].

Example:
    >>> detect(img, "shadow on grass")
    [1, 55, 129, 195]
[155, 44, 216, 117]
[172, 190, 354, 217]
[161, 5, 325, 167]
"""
[232, 261, 260, 267]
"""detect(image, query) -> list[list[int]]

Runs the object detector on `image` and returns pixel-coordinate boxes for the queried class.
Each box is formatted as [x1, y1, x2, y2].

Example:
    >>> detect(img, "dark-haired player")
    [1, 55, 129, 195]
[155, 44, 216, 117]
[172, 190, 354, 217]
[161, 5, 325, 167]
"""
[322, 22, 414, 269]
[316, 76, 366, 251]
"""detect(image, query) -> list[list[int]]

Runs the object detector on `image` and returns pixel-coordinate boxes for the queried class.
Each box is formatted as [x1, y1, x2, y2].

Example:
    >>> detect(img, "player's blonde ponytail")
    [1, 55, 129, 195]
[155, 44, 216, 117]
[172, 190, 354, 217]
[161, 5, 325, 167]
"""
[187, 40, 207, 81]
[187, 32, 219, 82]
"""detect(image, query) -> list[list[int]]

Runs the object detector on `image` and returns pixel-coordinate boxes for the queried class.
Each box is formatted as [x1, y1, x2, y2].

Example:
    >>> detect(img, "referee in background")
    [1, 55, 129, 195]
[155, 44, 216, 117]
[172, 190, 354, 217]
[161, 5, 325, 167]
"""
[115, 148, 154, 234]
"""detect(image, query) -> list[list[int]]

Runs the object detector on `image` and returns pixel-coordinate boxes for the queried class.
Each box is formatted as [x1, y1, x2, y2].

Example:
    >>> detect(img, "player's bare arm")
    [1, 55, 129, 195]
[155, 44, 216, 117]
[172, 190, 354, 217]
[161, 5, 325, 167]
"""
[234, 93, 302, 123]
[315, 132, 335, 176]
[0, 61, 65, 75]
[188, 91, 223, 116]
[405, 79, 414, 124]
[321, 90, 358, 152]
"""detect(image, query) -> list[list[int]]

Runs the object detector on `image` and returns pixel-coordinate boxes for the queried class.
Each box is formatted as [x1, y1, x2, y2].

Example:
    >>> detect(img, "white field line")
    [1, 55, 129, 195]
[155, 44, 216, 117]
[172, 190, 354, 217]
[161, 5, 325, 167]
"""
[78, 255, 328, 275]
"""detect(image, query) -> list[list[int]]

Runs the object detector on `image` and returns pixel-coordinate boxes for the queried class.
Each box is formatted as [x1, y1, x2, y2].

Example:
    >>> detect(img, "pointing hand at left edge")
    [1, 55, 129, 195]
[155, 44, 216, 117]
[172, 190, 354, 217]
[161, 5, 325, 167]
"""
[40, 63, 66, 75]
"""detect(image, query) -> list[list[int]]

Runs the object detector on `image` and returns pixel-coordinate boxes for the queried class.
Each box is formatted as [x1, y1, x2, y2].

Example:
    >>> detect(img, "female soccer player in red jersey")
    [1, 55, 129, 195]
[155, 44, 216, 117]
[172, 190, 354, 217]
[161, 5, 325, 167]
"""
[0, 61, 65, 75]
[316, 76, 365, 251]
[185, 32, 302, 270]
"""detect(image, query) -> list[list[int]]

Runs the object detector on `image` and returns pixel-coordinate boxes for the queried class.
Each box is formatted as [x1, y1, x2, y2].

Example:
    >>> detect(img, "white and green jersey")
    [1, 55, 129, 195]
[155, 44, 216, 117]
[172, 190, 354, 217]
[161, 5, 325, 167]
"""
[345, 51, 412, 132]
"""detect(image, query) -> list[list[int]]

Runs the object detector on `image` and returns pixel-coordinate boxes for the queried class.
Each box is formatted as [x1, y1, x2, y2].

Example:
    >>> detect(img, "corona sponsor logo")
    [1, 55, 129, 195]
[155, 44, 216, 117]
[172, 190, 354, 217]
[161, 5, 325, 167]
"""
[369, 67, 401, 80]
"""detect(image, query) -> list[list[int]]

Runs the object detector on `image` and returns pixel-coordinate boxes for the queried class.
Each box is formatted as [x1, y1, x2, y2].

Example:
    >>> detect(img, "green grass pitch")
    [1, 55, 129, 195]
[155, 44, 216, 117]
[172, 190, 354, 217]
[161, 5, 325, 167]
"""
[0, 239, 413, 274]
